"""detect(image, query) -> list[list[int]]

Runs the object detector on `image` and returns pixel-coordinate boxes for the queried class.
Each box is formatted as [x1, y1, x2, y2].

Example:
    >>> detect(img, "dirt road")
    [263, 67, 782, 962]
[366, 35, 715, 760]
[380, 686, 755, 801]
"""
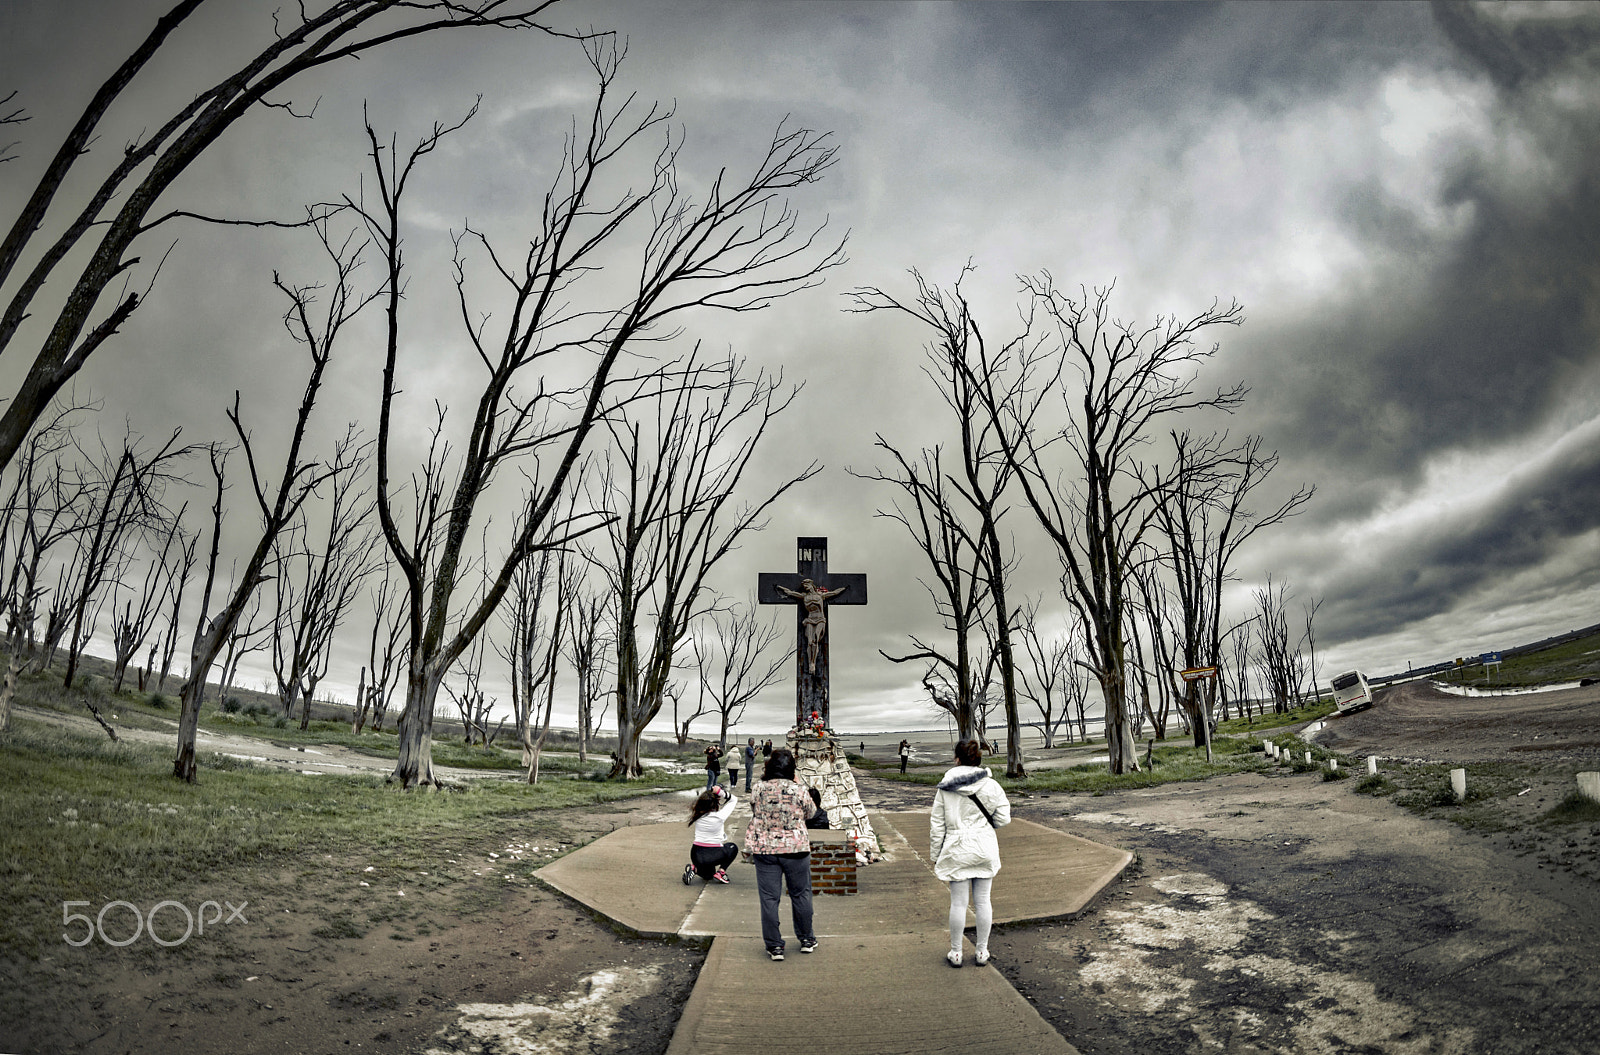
[1317, 678, 1600, 763]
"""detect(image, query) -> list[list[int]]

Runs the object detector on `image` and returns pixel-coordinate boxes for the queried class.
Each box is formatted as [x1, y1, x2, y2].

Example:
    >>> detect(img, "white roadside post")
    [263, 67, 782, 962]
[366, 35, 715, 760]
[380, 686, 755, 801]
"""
[1367, 756, 1379, 776]
[1451, 768, 1468, 802]
[1577, 772, 1600, 804]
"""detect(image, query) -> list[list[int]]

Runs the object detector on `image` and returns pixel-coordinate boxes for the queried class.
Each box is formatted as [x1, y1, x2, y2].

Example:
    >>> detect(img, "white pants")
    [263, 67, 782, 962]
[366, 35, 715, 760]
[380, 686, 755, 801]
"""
[948, 876, 993, 957]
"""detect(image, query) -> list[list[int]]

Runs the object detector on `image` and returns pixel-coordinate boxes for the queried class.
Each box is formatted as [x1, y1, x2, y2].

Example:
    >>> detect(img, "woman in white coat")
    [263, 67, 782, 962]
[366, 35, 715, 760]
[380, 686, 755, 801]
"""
[929, 738, 1011, 967]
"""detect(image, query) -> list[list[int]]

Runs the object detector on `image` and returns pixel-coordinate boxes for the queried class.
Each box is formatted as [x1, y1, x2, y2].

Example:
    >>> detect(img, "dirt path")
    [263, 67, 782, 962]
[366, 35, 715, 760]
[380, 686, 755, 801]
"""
[991, 769, 1600, 1054]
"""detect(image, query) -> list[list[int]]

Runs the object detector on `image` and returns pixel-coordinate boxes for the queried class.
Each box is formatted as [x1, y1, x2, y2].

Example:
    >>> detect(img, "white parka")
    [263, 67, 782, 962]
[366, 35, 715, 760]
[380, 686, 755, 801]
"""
[929, 765, 1011, 881]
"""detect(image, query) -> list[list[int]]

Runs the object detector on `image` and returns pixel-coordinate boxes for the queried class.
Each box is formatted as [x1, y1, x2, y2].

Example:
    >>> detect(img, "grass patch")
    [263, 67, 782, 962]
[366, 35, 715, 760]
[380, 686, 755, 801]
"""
[880, 738, 1271, 795]
[1447, 625, 1600, 688]
[1216, 699, 1336, 735]
[1354, 773, 1397, 796]
[310, 917, 367, 940]
[1541, 790, 1600, 826]
[0, 719, 702, 959]
[1371, 758, 1535, 833]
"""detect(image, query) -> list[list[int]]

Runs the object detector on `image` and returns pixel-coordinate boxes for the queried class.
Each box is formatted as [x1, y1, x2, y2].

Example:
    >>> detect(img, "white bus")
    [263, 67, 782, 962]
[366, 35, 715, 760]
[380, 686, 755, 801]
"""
[1330, 670, 1373, 715]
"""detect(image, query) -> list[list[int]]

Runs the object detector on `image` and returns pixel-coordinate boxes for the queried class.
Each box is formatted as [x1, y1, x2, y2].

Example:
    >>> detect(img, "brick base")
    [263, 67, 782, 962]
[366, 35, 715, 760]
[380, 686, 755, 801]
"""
[809, 831, 857, 895]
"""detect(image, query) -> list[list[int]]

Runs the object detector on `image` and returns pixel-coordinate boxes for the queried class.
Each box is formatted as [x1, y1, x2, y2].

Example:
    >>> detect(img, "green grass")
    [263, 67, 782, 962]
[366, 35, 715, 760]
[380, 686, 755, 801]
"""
[0, 719, 702, 959]
[878, 737, 1272, 795]
[1542, 790, 1600, 826]
[1447, 626, 1600, 688]
[1216, 699, 1336, 735]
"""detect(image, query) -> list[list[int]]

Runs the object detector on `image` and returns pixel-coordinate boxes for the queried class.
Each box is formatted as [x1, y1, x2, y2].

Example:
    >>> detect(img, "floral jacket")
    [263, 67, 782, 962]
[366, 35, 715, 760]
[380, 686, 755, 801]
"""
[744, 779, 818, 854]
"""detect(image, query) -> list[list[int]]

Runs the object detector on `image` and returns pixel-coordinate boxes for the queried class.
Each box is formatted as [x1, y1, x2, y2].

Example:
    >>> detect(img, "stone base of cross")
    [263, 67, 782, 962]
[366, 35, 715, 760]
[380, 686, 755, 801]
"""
[758, 536, 866, 729]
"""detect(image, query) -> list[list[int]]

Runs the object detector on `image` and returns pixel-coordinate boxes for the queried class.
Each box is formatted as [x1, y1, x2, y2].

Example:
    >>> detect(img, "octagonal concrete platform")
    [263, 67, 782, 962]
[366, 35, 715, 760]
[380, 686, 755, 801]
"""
[534, 811, 1132, 1055]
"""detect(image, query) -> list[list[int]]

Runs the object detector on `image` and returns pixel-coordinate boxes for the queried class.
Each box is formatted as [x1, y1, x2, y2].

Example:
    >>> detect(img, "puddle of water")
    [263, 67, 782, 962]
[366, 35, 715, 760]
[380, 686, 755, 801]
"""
[1431, 680, 1582, 698]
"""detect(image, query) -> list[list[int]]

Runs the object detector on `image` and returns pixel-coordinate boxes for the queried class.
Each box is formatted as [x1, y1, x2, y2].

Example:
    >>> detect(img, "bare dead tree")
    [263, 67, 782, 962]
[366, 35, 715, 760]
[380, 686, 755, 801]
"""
[595, 351, 820, 778]
[847, 268, 1026, 774]
[562, 579, 612, 762]
[0, 90, 25, 167]
[1127, 555, 1178, 741]
[496, 512, 575, 775]
[692, 600, 789, 752]
[359, 40, 843, 788]
[267, 428, 377, 728]
[152, 510, 200, 694]
[524, 554, 573, 783]
[1252, 574, 1306, 714]
[218, 588, 271, 707]
[673, 672, 715, 745]
[1303, 596, 1325, 702]
[856, 443, 991, 741]
[109, 506, 190, 693]
[444, 631, 500, 747]
[61, 427, 196, 689]
[0, 401, 92, 729]
[173, 218, 375, 782]
[1149, 429, 1313, 746]
[0, 0, 572, 475]
[972, 278, 1247, 774]
[1015, 600, 1081, 748]
[354, 563, 406, 734]
[1225, 616, 1257, 721]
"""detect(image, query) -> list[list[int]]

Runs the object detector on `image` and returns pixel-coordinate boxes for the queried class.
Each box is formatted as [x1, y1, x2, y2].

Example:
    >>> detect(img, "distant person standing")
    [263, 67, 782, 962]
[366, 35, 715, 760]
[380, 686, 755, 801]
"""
[705, 743, 722, 790]
[725, 745, 741, 792]
[930, 739, 1011, 968]
[743, 738, 758, 792]
[745, 748, 818, 961]
[762, 739, 773, 760]
[899, 739, 910, 774]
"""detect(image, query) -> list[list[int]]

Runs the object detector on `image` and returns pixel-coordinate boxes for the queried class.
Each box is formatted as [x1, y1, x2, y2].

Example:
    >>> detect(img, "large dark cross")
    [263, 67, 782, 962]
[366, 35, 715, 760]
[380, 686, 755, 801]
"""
[758, 536, 867, 729]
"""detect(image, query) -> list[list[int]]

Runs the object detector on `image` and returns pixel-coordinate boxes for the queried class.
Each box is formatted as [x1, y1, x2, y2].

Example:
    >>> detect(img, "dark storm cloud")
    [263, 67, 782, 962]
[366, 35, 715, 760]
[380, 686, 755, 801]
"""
[1316, 420, 1600, 641]
[1245, 2, 1600, 484]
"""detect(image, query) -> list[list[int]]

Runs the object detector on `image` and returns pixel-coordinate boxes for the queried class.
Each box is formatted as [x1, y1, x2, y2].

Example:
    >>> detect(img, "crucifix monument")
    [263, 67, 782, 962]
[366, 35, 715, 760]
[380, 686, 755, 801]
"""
[759, 536, 877, 865]
[758, 536, 867, 729]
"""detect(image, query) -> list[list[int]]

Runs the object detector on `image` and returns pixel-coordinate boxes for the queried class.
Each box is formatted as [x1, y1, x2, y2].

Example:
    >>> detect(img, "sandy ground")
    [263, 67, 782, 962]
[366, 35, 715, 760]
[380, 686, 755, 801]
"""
[5, 683, 1599, 1054]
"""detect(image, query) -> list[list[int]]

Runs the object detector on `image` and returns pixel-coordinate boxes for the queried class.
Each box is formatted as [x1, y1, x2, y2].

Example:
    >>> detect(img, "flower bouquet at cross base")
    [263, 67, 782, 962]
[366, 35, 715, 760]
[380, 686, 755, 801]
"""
[791, 709, 829, 739]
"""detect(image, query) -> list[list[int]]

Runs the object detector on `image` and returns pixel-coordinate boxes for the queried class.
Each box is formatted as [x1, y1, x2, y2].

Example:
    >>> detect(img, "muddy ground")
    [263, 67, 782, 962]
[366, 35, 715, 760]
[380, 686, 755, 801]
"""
[4, 682, 1598, 1054]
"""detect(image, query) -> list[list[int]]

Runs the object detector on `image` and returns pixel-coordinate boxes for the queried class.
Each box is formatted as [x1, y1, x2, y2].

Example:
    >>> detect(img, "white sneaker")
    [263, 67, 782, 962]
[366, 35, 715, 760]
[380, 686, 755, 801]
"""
[945, 951, 962, 968]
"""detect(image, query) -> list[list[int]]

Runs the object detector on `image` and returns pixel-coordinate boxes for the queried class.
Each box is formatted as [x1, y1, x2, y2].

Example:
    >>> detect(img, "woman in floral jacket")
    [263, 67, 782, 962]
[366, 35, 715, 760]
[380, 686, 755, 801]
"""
[744, 747, 818, 961]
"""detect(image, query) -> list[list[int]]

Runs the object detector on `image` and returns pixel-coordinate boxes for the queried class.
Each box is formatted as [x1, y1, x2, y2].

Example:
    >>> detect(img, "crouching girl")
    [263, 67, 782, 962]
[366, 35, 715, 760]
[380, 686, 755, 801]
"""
[684, 785, 739, 884]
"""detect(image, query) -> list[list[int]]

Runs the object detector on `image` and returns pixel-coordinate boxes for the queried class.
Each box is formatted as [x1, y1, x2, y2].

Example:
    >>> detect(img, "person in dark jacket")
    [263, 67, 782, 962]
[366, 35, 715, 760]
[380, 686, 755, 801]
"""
[704, 743, 721, 790]
[803, 787, 829, 829]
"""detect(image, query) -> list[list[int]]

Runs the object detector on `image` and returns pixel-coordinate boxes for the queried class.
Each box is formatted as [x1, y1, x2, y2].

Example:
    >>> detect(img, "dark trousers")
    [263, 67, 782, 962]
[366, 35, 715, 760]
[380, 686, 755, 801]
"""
[690, 842, 738, 879]
[706, 765, 720, 789]
[753, 852, 814, 952]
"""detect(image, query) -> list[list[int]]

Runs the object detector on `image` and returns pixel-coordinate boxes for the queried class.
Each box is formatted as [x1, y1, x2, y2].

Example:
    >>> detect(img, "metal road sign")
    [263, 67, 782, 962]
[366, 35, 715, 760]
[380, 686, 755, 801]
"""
[1179, 665, 1218, 681]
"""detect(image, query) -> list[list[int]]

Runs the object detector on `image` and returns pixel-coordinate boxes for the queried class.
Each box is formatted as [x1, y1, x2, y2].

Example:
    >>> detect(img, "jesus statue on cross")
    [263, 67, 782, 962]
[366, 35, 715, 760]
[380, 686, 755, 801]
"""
[775, 578, 847, 674]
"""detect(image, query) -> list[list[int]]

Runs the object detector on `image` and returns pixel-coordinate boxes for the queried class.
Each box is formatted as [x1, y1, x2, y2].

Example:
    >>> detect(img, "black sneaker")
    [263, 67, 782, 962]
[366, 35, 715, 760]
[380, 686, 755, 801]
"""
[768, 948, 784, 962]
[682, 864, 695, 885]
[799, 939, 817, 954]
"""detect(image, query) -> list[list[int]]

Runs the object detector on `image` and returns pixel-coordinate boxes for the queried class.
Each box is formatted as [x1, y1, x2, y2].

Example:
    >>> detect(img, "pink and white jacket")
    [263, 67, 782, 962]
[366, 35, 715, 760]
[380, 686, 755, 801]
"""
[744, 779, 817, 854]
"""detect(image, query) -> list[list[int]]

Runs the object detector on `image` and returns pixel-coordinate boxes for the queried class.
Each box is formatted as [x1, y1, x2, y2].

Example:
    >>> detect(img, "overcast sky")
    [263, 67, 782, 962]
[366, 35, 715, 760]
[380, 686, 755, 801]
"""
[4, 1, 1600, 738]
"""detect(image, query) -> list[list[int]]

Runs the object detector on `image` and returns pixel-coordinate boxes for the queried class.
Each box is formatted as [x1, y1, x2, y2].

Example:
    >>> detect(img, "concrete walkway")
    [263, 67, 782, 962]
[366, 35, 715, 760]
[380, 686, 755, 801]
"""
[535, 811, 1132, 1054]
